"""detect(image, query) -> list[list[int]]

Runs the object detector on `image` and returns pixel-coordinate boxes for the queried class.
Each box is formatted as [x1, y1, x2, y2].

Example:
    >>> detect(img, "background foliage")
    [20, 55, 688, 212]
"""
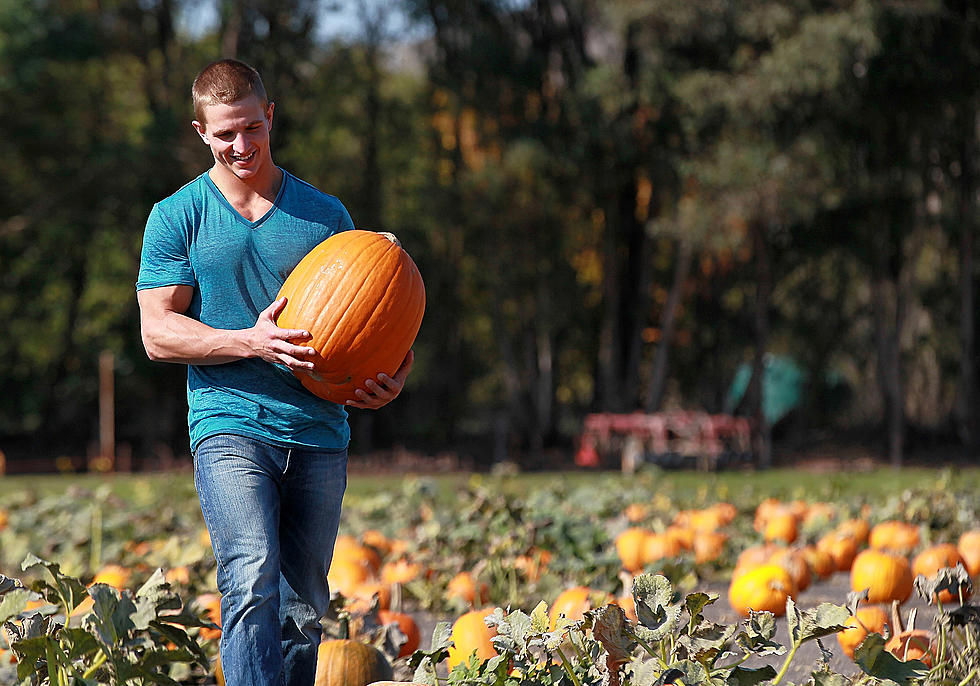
[1, 0, 978, 469]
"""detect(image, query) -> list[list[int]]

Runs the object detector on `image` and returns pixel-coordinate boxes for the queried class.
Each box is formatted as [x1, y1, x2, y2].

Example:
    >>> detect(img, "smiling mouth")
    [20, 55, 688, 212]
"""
[230, 151, 256, 163]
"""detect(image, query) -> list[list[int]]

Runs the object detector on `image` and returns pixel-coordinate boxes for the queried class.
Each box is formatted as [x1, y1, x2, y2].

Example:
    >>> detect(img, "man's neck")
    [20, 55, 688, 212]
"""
[208, 164, 284, 220]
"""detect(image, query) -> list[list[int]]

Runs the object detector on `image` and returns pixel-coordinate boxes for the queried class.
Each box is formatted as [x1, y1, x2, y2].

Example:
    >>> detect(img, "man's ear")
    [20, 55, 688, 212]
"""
[192, 120, 209, 145]
[266, 101, 275, 130]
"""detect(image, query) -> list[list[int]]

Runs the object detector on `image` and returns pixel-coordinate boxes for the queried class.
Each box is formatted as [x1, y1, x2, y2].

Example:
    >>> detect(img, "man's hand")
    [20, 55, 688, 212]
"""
[346, 350, 415, 410]
[250, 297, 318, 372]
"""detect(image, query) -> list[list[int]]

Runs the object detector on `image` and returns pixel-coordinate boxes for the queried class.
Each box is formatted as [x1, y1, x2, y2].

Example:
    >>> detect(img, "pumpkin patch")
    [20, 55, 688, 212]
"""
[2, 469, 980, 684]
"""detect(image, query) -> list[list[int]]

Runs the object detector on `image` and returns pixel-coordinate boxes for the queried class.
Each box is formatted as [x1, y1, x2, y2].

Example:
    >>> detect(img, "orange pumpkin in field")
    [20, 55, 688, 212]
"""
[850, 549, 914, 604]
[837, 605, 889, 658]
[447, 571, 490, 607]
[275, 230, 425, 404]
[885, 630, 936, 667]
[768, 547, 811, 593]
[957, 529, 980, 577]
[378, 609, 421, 658]
[763, 512, 799, 545]
[869, 520, 920, 554]
[912, 543, 971, 604]
[447, 608, 498, 672]
[549, 587, 612, 630]
[614, 528, 651, 573]
[728, 563, 795, 616]
[817, 532, 859, 572]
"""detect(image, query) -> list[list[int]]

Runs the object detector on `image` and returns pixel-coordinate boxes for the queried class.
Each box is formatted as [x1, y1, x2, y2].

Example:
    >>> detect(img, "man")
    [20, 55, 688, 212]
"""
[136, 58, 412, 685]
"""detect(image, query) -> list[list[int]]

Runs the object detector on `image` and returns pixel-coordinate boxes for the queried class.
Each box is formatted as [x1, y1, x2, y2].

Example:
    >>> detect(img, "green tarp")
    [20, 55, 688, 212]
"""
[726, 354, 806, 425]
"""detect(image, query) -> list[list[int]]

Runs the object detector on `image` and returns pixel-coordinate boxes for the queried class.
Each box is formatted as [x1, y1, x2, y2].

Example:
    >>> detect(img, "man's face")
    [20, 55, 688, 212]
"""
[192, 94, 275, 181]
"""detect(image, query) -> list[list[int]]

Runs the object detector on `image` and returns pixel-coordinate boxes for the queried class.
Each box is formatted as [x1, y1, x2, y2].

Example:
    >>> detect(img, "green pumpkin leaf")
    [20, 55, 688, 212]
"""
[726, 664, 777, 685]
[530, 600, 551, 632]
[809, 667, 850, 686]
[735, 611, 785, 657]
[677, 621, 737, 662]
[664, 659, 711, 686]
[590, 604, 636, 665]
[0, 588, 33, 624]
[684, 591, 717, 633]
[21, 554, 88, 614]
[786, 599, 850, 645]
[430, 620, 452, 651]
[633, 574, 682, 641]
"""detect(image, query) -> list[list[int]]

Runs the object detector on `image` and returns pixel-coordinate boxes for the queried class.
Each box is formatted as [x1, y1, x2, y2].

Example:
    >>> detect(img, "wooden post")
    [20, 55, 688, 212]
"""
[98, 350, 115, 471]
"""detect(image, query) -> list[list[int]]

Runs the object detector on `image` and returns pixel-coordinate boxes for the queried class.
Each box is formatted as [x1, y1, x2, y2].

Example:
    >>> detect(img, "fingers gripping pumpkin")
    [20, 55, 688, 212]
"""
[276, 230, 426, 404]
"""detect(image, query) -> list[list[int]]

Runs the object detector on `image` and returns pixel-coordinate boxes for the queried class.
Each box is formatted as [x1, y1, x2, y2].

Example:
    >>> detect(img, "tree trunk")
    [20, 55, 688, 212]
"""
[220, 1, 241, 57]
[747, 221, 772, 468]
[870, 233, 905, 466]
[645, 238, 693, 411]
[955, 113, 978, 450]
[596, 200, 624, 412]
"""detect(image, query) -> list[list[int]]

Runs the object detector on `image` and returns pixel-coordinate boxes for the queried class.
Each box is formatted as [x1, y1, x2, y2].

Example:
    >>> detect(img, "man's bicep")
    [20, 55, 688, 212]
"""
[137, 285, 194, 320]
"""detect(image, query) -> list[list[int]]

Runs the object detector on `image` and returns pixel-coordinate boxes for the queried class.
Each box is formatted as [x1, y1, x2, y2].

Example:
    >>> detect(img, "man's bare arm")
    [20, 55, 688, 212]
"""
[137, 285, 316, 370]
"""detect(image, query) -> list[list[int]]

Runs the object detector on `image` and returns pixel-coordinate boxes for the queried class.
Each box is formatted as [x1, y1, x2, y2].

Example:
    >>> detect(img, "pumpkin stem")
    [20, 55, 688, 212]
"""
[339, 612, 351, 640]
[890, 600, 903, 636]
[378, 231, 401, 247]
[391, 581, 403, 614]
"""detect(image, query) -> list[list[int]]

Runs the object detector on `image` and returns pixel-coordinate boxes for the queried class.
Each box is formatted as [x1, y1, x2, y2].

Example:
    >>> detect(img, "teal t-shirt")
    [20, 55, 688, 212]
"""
[136, 169, 354, 452]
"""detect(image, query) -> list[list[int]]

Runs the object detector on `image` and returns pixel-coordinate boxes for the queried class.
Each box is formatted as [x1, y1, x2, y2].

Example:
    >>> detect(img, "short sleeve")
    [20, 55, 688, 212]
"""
[340, 205, 355, 232]
[136, 203, 195, 290]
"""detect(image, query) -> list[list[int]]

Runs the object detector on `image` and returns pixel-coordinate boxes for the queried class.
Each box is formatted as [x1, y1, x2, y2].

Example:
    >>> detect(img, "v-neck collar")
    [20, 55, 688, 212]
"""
[203, 169, 287, 229]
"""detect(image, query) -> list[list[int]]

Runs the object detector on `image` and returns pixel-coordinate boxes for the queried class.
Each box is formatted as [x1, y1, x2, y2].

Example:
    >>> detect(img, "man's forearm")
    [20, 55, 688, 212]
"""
[142, 311, 254, 366]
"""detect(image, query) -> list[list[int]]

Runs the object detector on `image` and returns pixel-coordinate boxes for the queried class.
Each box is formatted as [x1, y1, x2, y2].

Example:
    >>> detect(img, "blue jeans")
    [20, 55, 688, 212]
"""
[193, 434, 348, 686]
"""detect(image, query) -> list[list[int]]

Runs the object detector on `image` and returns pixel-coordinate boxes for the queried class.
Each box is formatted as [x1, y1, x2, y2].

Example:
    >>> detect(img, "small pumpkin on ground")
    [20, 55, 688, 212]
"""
[912, 543, 971, 604]
[837, 605, 889, 659]
[446, 607, 498, 672]
[958, 529, 980, 577]
[447, 571, 490, 608]
[728, 563, 795, 617]
[763, 512, 799, 545]
[868, 520, 920, 554]
[549, 586, 613, 630]
[817, 532, 859, 572]
[315, 616, 393, 686]
[377, 609, 421, 659]
[693, 530, 728, 564]
[768, 546, 811, 593]
[885, 630, 936, 667]
[641, 532, 682, 565]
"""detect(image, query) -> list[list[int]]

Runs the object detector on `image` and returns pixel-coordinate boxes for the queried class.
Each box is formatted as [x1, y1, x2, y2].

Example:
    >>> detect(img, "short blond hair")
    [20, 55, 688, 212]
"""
[192, 59, 268, 124]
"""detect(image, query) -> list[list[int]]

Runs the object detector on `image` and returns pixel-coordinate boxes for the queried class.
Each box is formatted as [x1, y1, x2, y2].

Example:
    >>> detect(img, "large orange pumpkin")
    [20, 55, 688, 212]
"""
[850, 549, 913, 604]
[275, 230, 425, 404]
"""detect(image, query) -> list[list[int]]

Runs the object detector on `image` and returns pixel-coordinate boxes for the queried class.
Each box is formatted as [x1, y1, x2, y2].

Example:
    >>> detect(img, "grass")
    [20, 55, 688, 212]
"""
[0, 463, 976, 507]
